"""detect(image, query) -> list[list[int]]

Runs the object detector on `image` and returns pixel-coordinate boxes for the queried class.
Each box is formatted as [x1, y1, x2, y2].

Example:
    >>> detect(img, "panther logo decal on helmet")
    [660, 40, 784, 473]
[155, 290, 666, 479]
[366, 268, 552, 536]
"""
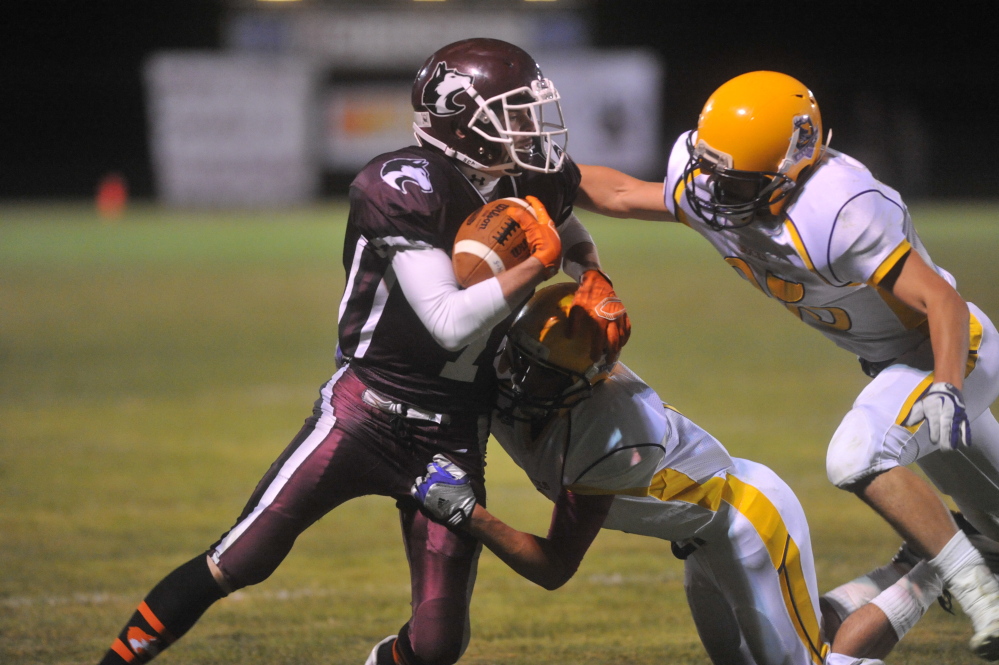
[421, 62, 474, 117]
[380, 158, 433, 194]
[788, 115, 819, 166]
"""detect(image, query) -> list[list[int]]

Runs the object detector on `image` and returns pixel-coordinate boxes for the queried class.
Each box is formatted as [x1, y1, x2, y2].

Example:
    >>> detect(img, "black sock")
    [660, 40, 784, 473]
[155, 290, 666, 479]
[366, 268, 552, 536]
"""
[98, 554, 226, 664]
[391, 623, 426, 665]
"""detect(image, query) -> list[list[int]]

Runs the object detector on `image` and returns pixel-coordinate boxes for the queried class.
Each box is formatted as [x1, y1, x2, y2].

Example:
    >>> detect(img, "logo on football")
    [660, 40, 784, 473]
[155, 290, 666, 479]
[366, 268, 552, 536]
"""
[452, 198, 535, 287]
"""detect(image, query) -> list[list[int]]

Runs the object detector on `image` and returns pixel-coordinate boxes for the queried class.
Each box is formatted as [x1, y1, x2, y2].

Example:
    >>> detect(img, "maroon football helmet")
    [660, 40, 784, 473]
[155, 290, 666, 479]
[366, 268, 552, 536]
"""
[412, 38, 568, 175]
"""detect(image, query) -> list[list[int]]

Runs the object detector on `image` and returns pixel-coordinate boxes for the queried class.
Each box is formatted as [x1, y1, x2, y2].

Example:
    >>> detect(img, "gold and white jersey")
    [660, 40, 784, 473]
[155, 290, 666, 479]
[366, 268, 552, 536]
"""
[492, 364, 828, 663]
[491, 363, 734, 542]
[665, 131, 957, 363]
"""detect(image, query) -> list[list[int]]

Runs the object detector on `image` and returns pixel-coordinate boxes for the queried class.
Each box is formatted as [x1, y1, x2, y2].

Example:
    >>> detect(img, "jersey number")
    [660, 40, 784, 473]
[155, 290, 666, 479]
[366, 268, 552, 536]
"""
[725, 256, 852, 332]
[439, 334, 489, 382]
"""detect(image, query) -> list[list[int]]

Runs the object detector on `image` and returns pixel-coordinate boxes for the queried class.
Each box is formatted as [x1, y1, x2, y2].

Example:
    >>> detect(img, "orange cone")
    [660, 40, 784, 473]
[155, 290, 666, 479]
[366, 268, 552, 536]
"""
[96, 173, 128, 220]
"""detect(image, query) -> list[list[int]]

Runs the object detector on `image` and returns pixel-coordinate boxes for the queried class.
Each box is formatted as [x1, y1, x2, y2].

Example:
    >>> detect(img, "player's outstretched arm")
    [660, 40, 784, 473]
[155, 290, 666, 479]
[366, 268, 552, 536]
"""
[469, 489, 612, 590]
[412, 458, 611, 590]
[465, 505, 579, 590]
[575, 164, 676, 222]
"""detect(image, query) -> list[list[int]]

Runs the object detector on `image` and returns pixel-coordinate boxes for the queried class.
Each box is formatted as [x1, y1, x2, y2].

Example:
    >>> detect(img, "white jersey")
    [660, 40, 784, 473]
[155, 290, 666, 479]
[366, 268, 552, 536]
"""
[491, 363, 827, 664]
[665, 131, 958, 363]
[491, 363, 735, 542]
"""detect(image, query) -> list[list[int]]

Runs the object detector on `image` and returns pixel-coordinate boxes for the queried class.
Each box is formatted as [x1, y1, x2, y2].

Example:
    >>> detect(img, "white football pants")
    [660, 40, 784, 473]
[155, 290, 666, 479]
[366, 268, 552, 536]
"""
[683, 458, 827, 665]
[826, 303, 999, 540]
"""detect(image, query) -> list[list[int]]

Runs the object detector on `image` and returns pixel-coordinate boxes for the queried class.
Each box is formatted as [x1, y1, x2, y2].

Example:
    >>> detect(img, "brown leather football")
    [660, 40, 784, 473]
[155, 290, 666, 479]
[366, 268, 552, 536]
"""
[452, 197, 534, 287]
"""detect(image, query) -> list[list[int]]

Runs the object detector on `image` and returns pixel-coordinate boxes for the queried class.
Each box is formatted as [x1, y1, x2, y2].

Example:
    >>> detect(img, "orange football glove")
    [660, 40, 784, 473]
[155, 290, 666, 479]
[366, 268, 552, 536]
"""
[568, 269, 631, 363]
[513, 195, 561, 279]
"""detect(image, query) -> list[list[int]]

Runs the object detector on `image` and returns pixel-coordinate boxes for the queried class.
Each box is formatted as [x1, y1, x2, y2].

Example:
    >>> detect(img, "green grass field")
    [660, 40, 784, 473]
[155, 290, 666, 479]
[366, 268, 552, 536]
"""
[2, 201, 997, 664]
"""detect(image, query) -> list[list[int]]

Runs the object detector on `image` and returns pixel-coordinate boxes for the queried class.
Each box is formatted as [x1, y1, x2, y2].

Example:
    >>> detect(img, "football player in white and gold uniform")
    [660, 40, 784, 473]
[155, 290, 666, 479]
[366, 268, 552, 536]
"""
[576, 70, 999, 661]
[412, 283, 942, 665]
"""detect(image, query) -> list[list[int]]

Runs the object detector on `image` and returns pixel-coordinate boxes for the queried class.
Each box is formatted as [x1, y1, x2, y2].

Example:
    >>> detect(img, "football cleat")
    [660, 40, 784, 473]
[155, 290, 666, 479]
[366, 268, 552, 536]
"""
[946, 561, 999, 660]
[364, 635, 397, 665]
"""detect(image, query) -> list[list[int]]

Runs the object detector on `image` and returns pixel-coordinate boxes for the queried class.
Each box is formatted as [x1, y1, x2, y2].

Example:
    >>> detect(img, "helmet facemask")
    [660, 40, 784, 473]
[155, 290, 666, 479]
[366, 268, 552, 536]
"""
[494, 282, 615, 423]
[497, 333, 598, 422]
[417, 78, 567, 175]
[465, 78, 568, 174]
[682, 133, 795, 230]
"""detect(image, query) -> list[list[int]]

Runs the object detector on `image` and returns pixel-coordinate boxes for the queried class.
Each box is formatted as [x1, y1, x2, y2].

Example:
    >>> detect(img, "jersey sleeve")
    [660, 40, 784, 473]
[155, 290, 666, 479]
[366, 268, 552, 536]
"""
[663, 132, 693, 220]
[555, 156, 583, 225]
[392, 247, 510, 351]
[349, 154, 452, 251]
[825, 190, 910, 286]
[562, 380, 668, 495]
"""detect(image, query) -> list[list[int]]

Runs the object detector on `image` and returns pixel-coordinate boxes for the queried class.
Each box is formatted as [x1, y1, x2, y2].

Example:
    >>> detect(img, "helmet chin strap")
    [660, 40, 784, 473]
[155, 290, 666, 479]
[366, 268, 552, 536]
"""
[412, 125, 519, 176]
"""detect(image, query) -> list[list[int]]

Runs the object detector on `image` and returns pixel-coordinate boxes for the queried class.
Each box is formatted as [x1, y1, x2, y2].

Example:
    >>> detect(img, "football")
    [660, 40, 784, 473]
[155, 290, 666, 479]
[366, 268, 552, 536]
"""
[452, 197, 535, 287]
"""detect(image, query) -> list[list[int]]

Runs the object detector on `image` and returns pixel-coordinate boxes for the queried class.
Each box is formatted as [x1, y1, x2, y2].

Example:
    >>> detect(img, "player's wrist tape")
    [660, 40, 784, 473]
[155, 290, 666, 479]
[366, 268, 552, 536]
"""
[581, 268, 613, 286]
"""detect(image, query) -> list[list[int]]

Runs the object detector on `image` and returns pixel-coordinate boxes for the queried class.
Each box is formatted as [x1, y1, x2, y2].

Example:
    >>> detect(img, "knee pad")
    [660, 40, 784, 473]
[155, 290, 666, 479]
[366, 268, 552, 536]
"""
[826, 408, 916, 489]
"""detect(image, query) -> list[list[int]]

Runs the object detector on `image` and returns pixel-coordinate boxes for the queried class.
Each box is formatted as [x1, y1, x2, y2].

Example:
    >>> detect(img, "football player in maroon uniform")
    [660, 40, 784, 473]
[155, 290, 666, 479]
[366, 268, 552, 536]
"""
[97, 38, 631, 665]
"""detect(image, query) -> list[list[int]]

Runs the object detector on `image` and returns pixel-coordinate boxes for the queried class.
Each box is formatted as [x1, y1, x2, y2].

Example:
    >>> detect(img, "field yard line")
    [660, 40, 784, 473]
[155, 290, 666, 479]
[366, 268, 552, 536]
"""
[0, 587, 348, 609]
[0, 573, 677, 609]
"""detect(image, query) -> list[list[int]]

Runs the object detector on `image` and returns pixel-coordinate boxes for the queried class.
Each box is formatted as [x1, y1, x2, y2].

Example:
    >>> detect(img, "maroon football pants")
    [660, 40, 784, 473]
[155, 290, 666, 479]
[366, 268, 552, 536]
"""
[210, 367, 488, 665]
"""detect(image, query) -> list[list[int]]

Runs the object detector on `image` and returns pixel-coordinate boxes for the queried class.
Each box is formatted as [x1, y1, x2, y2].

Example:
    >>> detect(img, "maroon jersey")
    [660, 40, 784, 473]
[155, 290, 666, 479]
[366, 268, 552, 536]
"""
[338, 145, 580, 415]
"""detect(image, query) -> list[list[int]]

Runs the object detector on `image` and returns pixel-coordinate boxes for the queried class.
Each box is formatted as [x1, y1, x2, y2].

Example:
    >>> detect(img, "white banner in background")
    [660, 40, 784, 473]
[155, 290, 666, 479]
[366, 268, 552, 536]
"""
[145, 53, 317, 207]
[541, 50, 664, 178]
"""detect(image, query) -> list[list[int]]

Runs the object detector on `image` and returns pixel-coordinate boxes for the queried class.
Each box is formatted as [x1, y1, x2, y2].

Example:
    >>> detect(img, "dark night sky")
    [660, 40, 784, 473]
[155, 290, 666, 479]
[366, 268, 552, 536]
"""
[2, 1, 995, 200]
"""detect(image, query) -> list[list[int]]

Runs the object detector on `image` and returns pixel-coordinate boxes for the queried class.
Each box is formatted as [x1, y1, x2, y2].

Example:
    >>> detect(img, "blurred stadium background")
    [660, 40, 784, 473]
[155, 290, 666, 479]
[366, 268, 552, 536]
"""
[2, 0, 997, 203]
[2, 2, 996, 664]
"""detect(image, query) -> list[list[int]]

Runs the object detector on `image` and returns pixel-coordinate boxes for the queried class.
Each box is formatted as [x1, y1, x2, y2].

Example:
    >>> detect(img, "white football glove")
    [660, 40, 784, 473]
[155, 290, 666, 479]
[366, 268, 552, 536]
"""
[903, 382, 971, 451]
[411, 454, 477, 528]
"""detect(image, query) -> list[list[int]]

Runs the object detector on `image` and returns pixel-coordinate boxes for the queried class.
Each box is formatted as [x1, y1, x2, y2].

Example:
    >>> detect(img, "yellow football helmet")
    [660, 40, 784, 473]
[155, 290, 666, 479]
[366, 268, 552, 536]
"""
[682, 71, 823, 229]
[499, 282, 615, 419]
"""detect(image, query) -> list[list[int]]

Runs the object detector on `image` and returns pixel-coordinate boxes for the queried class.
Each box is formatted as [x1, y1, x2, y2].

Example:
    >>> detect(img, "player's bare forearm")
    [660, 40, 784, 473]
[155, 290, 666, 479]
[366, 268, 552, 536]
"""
[563, 240, 601, 276]
[496, 256, 556, 304]
[890, 251, 970, 388]
[926, 288, 971, 389]
[575, 164, 676, 222]
[466, 504, 576, 590]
